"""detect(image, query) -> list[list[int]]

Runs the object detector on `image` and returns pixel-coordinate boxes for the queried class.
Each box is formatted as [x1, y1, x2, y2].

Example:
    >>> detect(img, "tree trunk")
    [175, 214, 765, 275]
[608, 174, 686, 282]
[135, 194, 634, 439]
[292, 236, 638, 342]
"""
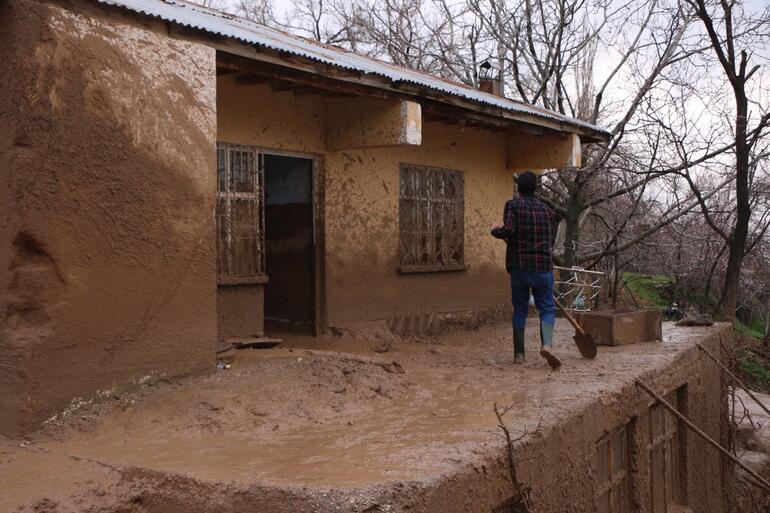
[716, 89, 751, 321]
[611, 262, 621, 308]
[717, 248, 742, 321]
[703, 242, 727, 313]
[561, 193, 582, 268]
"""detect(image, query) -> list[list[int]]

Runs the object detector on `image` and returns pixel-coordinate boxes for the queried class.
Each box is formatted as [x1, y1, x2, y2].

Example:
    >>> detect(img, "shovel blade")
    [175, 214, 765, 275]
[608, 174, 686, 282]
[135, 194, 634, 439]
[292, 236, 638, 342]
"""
[574, 332, 597, 359]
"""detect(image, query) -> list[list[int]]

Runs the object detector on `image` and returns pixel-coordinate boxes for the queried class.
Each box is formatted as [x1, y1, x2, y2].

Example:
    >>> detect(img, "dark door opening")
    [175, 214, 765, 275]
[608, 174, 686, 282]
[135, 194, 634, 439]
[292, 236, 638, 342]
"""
[264, 154, 315, 334]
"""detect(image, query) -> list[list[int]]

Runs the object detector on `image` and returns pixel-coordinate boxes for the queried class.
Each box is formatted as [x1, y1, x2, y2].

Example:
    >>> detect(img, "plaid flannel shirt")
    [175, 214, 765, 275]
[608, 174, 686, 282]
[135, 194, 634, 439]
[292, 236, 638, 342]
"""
[491, 195, 554, 273]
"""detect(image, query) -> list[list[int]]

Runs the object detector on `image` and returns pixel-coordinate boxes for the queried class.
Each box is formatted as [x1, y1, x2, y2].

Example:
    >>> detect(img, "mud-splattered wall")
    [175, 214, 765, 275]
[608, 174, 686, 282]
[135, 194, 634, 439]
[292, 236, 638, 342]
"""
[324, 124, 511, 327]
[217, 77, 513, 331]
[0, 0, 217, 436]
[509, 326, 729, 513]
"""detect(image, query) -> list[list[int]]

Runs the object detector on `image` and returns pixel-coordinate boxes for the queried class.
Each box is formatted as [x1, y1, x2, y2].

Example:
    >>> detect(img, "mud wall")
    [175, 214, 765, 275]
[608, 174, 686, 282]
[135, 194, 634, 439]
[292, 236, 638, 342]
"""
[507, 326, 729, 513]
[217, 77, 513, 330]
[0, 0, 218, 436]
[217, 286, 265, 339]
[324, 123, 512, 327]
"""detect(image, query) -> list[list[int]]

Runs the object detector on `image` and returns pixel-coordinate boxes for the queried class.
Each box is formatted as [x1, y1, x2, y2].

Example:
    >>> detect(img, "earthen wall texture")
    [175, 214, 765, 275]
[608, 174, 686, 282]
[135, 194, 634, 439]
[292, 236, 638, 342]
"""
[512, 327, 729, 513]
[216, 77, 513, 330]
[217, 285, 265, 339]
[362, 326, 730, 513]
[0, 0, 218, 436]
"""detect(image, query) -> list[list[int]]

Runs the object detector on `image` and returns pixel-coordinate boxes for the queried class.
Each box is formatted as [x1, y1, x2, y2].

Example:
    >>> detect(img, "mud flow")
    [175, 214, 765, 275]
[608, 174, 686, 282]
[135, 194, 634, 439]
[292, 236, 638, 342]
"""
[0, 320, 729, 512]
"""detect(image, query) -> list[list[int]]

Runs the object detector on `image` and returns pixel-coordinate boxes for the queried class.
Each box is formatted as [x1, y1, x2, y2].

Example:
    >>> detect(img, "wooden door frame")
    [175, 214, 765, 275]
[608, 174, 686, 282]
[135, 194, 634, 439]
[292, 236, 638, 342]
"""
[261, 148, 325, 336]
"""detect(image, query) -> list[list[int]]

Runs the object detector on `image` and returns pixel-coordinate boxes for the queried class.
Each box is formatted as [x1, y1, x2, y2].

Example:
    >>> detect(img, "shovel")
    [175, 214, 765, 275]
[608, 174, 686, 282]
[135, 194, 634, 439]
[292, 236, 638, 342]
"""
[554, 297, 597, 359]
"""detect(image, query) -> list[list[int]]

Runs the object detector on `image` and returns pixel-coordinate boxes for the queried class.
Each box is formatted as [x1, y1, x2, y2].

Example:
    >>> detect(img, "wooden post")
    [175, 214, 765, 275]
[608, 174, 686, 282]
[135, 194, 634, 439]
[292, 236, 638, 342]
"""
[697, 343, 770, 419]
[635, 379, 770, 493]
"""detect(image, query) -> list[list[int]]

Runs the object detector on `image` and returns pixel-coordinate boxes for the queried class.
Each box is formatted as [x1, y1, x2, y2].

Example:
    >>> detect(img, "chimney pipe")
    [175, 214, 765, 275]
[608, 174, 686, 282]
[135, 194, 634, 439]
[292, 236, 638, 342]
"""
[478, 60, 502, 96]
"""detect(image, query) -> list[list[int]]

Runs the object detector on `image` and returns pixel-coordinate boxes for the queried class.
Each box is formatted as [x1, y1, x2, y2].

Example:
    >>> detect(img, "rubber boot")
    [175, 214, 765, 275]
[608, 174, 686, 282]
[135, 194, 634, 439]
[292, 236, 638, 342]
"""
[513, 327, 526, 364]
[539, 321, 561, 370]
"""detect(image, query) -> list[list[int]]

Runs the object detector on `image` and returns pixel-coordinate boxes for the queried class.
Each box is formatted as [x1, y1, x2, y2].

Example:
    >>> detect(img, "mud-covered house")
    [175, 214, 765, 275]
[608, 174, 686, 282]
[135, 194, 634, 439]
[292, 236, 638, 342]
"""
[1, 0, 612, 435]
[0, 1, 744, 513]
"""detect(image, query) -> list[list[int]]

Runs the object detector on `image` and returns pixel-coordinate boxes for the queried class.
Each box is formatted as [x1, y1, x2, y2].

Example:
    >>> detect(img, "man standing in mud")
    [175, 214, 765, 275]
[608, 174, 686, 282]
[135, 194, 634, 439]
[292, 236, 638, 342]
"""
[491, 171, 561, 369]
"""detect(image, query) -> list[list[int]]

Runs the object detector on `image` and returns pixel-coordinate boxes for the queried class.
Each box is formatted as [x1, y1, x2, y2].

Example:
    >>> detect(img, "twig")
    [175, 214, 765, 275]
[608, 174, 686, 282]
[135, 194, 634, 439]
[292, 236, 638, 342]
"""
[493, 402, 533, 511]
[635, 379, 770, 493]
[733, 393, 759, 431]
[493, 402, 518, 487]
[621, 280, 640, 307]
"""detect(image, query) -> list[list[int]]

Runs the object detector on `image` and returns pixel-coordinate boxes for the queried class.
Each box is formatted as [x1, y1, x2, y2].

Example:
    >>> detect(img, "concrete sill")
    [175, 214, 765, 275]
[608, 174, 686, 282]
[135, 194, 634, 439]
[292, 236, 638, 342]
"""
[397, 264, 470, 274]
[217, 274, 269, 287]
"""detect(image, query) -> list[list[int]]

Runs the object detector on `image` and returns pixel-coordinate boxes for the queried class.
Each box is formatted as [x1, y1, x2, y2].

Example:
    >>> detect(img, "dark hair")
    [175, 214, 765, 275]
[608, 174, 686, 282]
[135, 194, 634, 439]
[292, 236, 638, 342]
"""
[516, 171, 538, 195]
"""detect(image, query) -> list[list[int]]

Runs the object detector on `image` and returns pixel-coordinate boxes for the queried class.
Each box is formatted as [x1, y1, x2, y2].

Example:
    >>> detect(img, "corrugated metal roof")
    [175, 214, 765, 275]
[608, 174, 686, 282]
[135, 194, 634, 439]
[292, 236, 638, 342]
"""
[94, 0, 610, 139]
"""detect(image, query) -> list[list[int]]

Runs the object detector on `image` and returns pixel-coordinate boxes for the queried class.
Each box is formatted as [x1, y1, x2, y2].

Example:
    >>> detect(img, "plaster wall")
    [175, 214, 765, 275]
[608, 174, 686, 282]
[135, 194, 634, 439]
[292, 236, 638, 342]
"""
[217, 286, 265, 339]
[217, 77, 514, 330]
[514, 328, 728, 513]
[0, 0, 218, 436]
[325, 122, 513, 327]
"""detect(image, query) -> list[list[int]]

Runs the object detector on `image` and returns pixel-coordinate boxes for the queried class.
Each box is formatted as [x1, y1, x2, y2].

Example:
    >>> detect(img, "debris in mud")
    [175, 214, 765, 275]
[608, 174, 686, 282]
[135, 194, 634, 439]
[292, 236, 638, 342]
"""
[339, 356, 406, 374]
[230, 337, 282, 349]
[675, 309, 714, 327]
[370, 384, 392, 399]
[373, 341, 390, 353]
[381, 361, 405, 374]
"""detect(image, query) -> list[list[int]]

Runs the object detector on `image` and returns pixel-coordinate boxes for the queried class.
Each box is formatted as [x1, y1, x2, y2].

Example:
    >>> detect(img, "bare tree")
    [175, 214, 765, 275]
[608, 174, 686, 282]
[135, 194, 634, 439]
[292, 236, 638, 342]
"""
[679, 0, 770, 320]
[275, 0, 354, 45]
[468, 0, 715, 268]
[236, 0, 276, 25]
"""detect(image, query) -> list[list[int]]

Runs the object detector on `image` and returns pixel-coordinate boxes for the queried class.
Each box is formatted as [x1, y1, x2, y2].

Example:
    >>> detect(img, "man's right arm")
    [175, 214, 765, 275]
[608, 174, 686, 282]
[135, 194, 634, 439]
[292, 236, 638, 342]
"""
[491, 201, 516, 240]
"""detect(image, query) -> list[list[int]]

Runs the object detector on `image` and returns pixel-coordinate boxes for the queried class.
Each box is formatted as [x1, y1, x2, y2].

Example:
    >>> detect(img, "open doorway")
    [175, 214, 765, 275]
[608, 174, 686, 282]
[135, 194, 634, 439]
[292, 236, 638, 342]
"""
[264, 154, 315, 334]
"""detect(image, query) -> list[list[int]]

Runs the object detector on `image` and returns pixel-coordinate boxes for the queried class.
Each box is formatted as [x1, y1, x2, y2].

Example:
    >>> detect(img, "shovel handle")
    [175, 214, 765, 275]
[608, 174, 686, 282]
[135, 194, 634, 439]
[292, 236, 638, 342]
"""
[554, 297, 585, 334]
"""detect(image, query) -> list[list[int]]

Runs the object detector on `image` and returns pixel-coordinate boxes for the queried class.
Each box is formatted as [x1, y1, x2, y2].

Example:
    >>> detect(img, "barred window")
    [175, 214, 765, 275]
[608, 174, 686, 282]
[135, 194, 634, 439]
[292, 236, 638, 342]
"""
[597, 426, 630, 513]
[650, 391, 685, 512]
[399, 164, 465, 272]
[216, 142, 265, 277]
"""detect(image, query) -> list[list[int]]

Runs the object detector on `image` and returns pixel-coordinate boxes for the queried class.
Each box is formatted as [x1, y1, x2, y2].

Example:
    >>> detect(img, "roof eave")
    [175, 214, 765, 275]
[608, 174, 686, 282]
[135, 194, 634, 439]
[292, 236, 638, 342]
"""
[213, 40, 611, 143]
[92, 0, 612, 143]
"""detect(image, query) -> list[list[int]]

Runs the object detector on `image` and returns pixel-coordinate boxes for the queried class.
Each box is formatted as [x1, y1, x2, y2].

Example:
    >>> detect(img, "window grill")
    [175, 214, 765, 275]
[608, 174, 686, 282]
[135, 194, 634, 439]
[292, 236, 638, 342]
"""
[399, 164, 464, 271]
[216, 143, 265, 277]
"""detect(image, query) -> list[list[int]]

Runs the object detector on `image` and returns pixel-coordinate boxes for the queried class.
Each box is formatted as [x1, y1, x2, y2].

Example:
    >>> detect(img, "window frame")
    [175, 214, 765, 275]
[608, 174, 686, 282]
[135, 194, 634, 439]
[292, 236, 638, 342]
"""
[216, 142, 266, 283]
[397, 163, 468, 274]
[649, 390, 685, 512]
[596, 425, 630, 513]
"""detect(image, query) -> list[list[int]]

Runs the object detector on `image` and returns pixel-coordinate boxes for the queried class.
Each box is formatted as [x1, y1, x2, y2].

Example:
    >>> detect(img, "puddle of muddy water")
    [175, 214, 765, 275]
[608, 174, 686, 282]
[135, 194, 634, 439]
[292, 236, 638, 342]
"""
[50, 385, 542, 487]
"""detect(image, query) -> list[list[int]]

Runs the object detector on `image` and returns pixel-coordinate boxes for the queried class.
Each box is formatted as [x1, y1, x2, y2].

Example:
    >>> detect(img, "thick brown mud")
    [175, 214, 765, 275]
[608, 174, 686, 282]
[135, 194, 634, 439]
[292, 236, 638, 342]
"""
[0, 320, 731, 512]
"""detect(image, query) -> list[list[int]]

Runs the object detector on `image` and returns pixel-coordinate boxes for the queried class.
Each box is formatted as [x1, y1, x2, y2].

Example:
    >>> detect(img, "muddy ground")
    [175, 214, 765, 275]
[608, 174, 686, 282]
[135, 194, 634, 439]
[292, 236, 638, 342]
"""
[0, 319, 728, 512]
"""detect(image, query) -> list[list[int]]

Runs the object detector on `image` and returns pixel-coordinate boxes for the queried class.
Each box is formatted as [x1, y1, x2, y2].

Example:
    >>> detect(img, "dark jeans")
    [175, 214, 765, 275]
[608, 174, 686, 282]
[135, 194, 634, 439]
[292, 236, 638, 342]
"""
[510, 269, 556, 356]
